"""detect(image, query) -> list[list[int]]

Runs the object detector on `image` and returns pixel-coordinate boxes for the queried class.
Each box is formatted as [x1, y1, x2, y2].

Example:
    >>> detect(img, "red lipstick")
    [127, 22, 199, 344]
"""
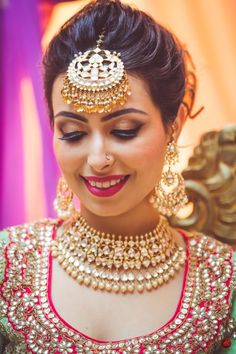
[81, 175, 130, 197]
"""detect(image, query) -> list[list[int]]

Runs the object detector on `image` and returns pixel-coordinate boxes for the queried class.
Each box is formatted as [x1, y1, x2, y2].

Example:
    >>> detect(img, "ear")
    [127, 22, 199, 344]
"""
[173, 104, 187, 141]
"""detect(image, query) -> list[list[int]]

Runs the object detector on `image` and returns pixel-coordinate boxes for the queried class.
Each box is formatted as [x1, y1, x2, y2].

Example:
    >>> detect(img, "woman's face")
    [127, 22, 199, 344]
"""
[52, 75, 169, 217]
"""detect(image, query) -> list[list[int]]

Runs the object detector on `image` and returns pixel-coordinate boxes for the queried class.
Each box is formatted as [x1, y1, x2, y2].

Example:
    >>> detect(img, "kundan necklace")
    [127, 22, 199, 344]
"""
[52, 213, 186, 294]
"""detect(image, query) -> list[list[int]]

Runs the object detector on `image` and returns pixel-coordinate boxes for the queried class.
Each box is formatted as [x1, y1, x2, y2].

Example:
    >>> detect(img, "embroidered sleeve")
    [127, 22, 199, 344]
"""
[0, 230, 10, 343]
[216, 252, 236, 354]
[0, 231, 9, 283]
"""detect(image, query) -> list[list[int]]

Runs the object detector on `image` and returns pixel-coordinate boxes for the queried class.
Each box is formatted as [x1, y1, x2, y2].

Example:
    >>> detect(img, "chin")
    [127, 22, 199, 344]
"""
[82, 201, 133, 218]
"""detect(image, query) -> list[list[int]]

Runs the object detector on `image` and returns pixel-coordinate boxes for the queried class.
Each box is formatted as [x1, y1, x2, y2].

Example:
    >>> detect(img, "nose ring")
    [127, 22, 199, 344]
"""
[105, 153, 112, 161]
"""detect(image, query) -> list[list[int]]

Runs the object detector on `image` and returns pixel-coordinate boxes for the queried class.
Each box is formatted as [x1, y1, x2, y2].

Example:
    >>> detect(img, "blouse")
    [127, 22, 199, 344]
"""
[0, 218, 236, 354]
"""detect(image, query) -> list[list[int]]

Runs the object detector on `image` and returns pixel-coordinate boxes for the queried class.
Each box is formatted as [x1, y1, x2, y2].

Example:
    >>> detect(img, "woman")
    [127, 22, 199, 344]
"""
[0, 0, 235, 353]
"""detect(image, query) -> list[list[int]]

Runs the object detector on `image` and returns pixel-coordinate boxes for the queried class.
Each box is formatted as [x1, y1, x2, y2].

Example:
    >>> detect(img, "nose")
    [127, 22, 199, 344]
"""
[87, 137, 114, 172]
[87, 152, 114, 172]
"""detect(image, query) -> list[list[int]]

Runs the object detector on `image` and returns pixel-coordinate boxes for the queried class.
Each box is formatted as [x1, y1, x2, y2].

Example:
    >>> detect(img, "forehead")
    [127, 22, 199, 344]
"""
[52, 74, 159, 119]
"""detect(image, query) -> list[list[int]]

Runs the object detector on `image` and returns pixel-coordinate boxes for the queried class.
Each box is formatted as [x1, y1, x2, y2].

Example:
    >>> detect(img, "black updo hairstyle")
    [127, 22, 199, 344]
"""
[43, 0, 200, 128]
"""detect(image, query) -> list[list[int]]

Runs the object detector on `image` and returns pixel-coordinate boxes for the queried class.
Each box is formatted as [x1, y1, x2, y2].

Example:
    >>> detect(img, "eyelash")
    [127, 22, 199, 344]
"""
[59, 131, 86, 142]
[59, 126, 143, 142]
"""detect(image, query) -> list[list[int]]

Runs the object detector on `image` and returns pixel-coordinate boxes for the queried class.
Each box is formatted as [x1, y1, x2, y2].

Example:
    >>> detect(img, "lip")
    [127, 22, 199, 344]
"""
[81, 175, 130, 197]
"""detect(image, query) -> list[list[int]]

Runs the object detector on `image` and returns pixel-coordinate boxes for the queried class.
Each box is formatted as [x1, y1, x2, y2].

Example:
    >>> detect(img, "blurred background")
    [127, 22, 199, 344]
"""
[1, 0, 236, 229]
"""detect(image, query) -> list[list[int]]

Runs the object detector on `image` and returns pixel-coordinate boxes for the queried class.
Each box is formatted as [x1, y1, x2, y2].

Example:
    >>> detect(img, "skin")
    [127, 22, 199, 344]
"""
[52, 74, 186, 236]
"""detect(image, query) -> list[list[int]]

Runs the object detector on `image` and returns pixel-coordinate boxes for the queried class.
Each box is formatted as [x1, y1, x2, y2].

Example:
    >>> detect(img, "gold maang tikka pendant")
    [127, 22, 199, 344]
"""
[61, 33, 131, 113]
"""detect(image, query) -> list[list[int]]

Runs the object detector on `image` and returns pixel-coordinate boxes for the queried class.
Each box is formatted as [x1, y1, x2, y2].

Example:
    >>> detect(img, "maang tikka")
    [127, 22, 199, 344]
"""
[61, 32, 131, 113]
[149, 123, 188, 216]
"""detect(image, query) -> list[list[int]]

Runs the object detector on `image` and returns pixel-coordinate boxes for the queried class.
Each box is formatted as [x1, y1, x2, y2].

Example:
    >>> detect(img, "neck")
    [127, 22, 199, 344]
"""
[79, 201, 161, 237]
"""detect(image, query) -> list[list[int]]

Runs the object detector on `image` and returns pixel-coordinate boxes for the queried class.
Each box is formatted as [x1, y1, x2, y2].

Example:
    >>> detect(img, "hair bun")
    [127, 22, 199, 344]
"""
[43, 0, 200, 126]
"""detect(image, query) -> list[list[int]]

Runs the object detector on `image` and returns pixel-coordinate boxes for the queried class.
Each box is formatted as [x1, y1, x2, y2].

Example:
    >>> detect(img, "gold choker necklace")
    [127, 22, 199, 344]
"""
[52, 214, 186, 294]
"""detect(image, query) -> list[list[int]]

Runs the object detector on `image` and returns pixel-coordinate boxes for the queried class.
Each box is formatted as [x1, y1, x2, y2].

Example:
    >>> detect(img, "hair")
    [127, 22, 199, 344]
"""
[43, 0, 200, 128]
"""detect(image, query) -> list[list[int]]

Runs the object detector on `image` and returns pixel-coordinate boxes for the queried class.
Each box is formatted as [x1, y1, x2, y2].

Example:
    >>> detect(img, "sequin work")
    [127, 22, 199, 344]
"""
[0, 219, 236, 354]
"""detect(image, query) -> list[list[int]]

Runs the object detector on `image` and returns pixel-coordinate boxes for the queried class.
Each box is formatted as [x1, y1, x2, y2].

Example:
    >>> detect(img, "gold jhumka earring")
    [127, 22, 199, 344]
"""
[149, 124, 188, 216]
[53, 177, 75, 219]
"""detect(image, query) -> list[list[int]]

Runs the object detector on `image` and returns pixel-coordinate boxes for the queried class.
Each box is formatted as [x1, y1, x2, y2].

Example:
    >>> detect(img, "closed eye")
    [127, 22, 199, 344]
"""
[111, 125, 143, 140]
[58, 124, 144, 142]
[58, 131, 87, 141]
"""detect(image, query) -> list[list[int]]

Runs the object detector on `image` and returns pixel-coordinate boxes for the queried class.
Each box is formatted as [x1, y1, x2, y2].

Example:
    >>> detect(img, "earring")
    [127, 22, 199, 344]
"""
[53, 176, 75, 219]
[149, 135, 188, 217]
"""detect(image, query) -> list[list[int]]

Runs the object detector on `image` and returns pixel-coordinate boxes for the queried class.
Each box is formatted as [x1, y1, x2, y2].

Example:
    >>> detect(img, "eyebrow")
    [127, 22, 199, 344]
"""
[54, 108, 148, 123]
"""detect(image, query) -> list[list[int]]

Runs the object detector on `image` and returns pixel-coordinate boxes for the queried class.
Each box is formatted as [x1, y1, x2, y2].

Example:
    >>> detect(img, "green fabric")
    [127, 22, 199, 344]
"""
[0, 230, 9, 284]
[0, 230, 10, 348]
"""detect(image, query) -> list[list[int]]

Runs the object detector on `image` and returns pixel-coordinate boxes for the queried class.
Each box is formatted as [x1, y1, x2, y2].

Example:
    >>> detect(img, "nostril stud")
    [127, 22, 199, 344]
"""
[105, 153, 112, 161]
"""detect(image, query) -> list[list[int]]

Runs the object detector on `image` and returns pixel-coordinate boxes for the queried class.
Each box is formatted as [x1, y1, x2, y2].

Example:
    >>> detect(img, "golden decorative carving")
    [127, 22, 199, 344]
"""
[170, 125, 236, 245]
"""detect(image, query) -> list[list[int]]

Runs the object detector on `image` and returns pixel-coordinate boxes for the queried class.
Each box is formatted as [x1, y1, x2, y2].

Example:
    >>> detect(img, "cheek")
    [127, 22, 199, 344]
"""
[53, 138, 83, 173]
[121, 130, 167, 174]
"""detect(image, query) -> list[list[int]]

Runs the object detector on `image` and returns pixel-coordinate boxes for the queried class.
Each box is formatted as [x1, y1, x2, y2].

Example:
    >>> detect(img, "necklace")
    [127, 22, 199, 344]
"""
[52, 214, 186, 294]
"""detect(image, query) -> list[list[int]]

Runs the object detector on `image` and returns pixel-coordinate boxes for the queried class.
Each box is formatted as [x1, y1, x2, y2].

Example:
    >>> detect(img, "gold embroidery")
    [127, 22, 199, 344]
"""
[0, 220, 235, 353]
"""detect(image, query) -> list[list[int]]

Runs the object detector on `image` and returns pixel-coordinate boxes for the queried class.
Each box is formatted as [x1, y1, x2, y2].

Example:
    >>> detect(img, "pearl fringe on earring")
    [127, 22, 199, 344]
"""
[54, 177, 75, 219]
[149, 135, 188, 216]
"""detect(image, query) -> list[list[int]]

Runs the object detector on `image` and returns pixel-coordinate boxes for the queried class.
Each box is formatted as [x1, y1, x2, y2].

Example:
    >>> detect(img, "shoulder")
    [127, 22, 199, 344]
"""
[184, 230, 233, 253]
[185, 231, 236, 353]
[186, 231, 235, 286]
[2, 218, 59, 241]
[174, 230, 236, 353]
[6, 217, 59, 232]
[0, 230, 10, 272]
[183, 230, 233, 260]
[0, 218, 59, 281]
[0, 218, 59, 340]
[0, 230, 9, 244]
[216, 291, 236, 353]
[185, 231, 235, 295]
[1, 218, 59, 235]
[1, 217, 57, 247]
[0, 230, 10, 286]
